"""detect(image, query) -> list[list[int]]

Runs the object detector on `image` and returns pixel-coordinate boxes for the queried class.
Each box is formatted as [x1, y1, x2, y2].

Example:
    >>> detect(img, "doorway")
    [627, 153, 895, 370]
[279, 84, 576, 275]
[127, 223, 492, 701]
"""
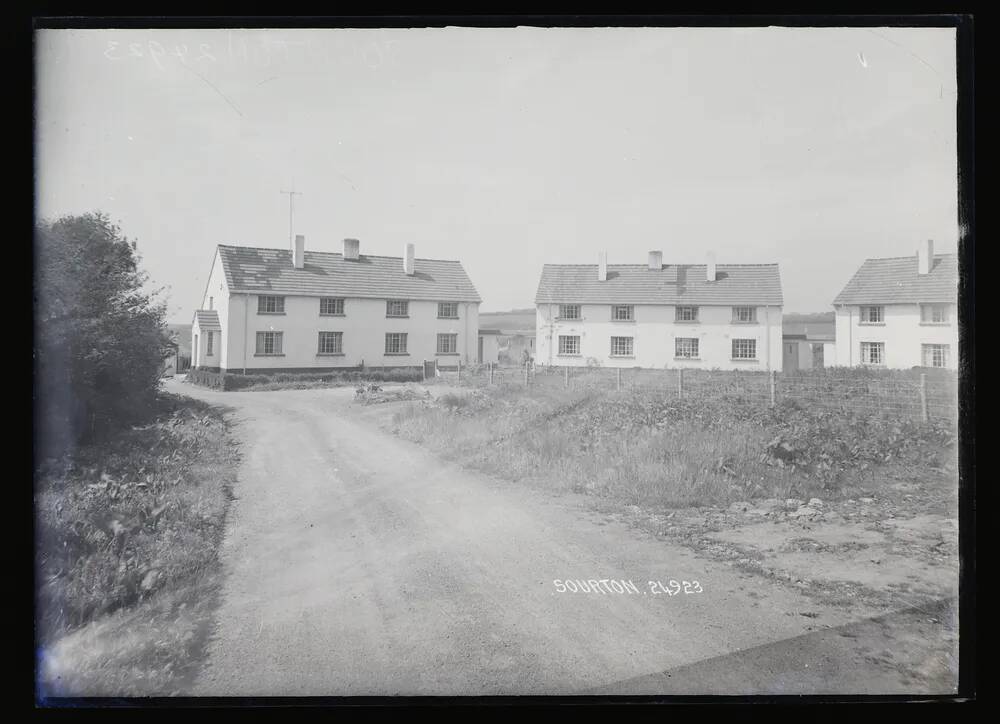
[783, 341, 799, 372]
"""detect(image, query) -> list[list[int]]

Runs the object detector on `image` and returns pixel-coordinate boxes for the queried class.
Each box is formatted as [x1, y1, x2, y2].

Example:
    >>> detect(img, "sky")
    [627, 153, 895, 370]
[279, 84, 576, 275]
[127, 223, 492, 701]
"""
[35, 26, 959, 322]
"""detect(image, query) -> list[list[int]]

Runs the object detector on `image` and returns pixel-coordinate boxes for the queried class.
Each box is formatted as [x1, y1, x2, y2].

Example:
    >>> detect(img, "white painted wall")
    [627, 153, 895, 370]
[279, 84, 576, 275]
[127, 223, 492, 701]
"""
[195, 249, 230, 369]
[535, 303, 783, 371]
[479, 335, 501, 364]
[220, 295, 479, 371]
[833, 303, 958, 369]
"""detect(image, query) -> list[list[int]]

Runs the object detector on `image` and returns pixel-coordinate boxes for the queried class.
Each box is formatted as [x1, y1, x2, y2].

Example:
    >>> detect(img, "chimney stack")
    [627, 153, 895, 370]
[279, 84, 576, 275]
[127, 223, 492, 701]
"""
[404, 243, 415, 275]
[706, 252, 717, 282]
[293, 234, 305, 269]
[648, 250, 663, 270]
[597, 251, 608, 281]
[343, 238, 360, 260]
[918, 239, 934, 275]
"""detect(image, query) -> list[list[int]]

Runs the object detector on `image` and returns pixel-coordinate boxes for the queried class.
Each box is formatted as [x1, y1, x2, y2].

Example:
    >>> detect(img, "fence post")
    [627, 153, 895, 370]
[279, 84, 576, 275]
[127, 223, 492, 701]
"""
[616, 368, 622, 391]
[769, 370, 776, 408]
[677, 368, 683, 399]
[489, 363, 494, 385]
[458, 358, 462, 382]
[524, 361, 530, 386]
[920, 373, 928, 422]
[564, 365, 569, 388]
[422, 359, 427, 382]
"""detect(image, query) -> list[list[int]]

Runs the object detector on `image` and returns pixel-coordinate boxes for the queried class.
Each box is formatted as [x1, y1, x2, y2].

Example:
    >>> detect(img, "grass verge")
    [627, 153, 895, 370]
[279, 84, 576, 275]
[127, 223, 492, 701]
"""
[35, 393, 238, 697]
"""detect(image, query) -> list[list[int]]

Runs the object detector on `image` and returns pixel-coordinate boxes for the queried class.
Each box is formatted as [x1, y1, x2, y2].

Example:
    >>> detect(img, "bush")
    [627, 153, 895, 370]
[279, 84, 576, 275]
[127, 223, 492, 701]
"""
[35, 213, 172, 458]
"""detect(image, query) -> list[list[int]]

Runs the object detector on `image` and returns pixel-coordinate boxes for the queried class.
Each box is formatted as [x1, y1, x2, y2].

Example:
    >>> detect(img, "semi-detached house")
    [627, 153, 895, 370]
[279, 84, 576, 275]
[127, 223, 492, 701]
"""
[534, 251, 784, 371]
[190, 236, 482, 373]
[832, 240, 958, 370]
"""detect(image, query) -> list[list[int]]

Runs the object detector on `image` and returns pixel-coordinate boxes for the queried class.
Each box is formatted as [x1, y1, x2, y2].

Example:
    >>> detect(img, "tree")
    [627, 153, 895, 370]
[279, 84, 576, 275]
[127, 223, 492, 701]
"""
[34, 212, 171, 457]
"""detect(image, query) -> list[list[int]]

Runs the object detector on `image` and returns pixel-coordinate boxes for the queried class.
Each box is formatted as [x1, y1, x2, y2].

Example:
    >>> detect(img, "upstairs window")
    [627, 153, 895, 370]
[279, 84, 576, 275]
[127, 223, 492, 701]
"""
[258, 296, 285, 314]
[732, 338, 757, 360]
[675, 306, 699, 322]
[920, 304, 949, 324]
[860, 306, 884, 324]
[558, 304, 581, 320]
[320, 298, 345, 316]
[611, 305, 634, 321]
[386, 300, 409, 318]
[732, 306, 757, 323]
[438, 302, 459, 319]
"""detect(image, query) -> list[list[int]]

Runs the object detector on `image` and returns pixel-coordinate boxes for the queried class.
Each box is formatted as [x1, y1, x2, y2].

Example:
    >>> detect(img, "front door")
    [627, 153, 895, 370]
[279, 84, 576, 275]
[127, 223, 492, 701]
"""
[783, 342, 799, 372]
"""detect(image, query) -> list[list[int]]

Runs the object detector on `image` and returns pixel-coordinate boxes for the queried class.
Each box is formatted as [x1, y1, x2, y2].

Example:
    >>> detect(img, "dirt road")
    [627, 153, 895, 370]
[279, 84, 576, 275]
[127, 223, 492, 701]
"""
[167, 380, 955, 695]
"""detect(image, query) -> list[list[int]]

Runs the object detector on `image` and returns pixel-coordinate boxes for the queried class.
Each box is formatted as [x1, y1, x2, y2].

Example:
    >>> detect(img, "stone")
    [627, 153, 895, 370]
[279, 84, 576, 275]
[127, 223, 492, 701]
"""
[788, 506, 820, 518]
[785, 498, 804, 510]
[808, 498, 824, 507]
[860, 497, 875, 504]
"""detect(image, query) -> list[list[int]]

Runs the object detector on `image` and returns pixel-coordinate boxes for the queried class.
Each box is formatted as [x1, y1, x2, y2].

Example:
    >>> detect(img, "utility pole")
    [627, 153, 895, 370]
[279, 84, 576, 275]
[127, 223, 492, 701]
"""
[279, 180, 303, 250]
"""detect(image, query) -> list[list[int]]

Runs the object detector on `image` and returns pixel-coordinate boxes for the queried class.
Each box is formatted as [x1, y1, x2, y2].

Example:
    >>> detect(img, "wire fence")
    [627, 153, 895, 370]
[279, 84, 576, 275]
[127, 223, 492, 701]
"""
[428, 362, 959, 423]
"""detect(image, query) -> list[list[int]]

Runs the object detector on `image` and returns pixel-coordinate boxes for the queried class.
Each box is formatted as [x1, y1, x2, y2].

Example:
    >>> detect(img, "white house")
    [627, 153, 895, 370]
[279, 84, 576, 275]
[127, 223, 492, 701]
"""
[191, 236, 482, 373]
[832, 240, 958, 370]
[534, 251, 784, 370]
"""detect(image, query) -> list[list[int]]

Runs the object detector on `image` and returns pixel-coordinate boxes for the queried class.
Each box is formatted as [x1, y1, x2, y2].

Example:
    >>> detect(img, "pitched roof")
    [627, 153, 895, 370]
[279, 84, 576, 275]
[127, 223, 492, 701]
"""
[832, 254, 958, 305]
[193, 310, 221, 330]
[534, 264, 783, 306]
[216, 245, 481, 303]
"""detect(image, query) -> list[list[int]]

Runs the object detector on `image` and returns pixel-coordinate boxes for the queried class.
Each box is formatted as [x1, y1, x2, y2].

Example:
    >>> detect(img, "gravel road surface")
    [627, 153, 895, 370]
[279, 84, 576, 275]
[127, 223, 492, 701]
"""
[167, 380, 950, 695]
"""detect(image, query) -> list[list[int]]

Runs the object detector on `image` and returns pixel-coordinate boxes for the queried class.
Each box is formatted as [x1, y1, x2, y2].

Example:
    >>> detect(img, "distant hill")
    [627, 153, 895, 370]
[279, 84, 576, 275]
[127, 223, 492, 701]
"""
[783, 312, 835, 324]
[479, 308, 535, 332]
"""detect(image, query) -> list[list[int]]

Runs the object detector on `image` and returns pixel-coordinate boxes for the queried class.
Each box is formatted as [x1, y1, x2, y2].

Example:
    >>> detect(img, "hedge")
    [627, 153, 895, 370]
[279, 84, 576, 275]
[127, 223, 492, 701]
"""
[186, 367, 423, 391]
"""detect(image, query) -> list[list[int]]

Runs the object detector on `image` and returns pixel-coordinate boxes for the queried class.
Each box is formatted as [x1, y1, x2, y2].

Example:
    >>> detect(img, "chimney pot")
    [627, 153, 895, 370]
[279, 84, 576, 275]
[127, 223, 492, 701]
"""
[706, 252, 717, 282]
[293, 234, 305, 269]
[404, 243, 415, 275]
[648, 250, 663, 270]
[343, 238, 360, 260]
[918, 239, 934, 275]
[597, 251, 608, 281]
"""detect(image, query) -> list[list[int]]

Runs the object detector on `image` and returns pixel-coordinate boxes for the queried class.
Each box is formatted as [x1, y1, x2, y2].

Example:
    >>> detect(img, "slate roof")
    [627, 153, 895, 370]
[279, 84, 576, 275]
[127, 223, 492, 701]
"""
[216, 245, 481, 303]
[833, 254, 958, 305]
[193, 310, 221, 330]
[534, 264, 783, 306]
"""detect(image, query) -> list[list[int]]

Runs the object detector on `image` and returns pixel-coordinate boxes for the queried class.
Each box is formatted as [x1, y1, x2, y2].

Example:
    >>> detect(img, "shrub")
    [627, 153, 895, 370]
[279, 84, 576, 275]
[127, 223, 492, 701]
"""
[185, 367, 424, 391]
[35, 213, 173, 458]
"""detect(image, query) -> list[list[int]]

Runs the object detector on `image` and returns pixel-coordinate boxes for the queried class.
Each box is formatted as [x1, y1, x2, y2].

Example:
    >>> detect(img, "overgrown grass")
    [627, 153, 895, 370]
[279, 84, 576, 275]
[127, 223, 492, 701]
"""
[35, 393, 238, 697]
[388, 386, 956, 509]
[186, 367, 423, 391]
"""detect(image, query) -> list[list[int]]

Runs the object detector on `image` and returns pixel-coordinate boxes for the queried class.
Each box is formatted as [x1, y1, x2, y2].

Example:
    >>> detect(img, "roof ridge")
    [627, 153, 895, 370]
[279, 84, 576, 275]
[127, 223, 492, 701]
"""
[217, 244, 464, 264]
[540, 262, 781, 268]
[862, 253, 957, 262]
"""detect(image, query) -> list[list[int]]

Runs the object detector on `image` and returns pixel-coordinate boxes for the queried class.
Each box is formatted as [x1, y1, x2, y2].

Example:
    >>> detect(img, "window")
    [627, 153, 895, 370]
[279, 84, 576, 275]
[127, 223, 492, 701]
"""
[208, 296, 213, 310]
[320, 298, 345, 316]
[732, 338, 757, 360]
[206, 331, 214, 356]
[860, 341, 885, 366]
[255, 331, 283, 355]
[385, 332, 408, 355]
[558, 335, 580, 355]
[610, 336, 634, 357]
[920, 304, 949, 324]
[258, 296, 285, 314]
[386, 300, 409, 318]
[438, 302, 459, 319]
[437, 333, 458, 354]
[318, 331, 343, 355]
[732, 306, 757, 323]
[675, 306, 698, 322]
[675, 337, 699, 359]
[611, 305, 634, 321]
[922, 344, 949, 368]
[860, 306, 884, 324]
[558, 304, 581, 320]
